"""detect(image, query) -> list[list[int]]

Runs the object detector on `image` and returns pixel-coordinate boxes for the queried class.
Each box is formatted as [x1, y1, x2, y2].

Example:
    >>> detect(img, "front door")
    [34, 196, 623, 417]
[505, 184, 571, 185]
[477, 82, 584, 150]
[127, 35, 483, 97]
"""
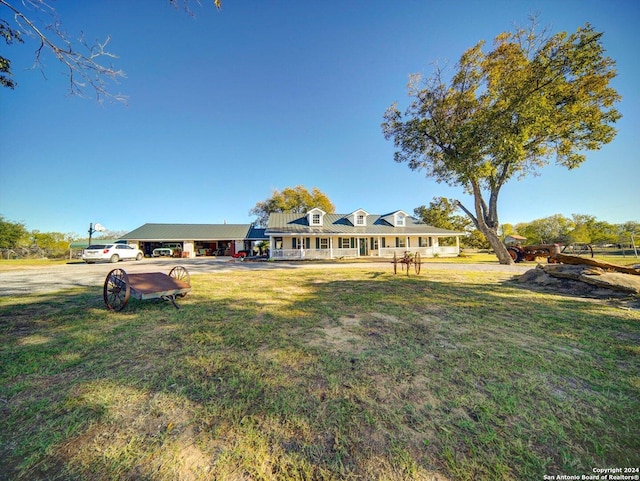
[358, 238, 367, 256]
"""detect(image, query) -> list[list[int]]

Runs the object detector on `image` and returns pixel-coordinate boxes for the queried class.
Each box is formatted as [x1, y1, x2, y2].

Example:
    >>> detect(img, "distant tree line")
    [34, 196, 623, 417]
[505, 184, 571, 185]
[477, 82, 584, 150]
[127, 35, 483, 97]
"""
[413, 197, 639, 250]
[502, 215, 639, 247]
[0, 215, 125, 259]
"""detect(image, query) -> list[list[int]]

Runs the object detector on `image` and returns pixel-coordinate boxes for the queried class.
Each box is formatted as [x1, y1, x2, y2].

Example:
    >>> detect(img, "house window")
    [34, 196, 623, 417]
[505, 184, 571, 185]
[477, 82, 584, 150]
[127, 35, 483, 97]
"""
[419, 237, 433, 247]
[316, 238, 329, 249]
[370, 237, 378, 249]
[312, 213, 321, 225]
[275, 238, 283, 250]
[356, 214, 365, 226]
[293, 238, 311, 249]
[339, 237, 353, 249]
[396, 237, 406, 248]
[396, 215, 405, 226]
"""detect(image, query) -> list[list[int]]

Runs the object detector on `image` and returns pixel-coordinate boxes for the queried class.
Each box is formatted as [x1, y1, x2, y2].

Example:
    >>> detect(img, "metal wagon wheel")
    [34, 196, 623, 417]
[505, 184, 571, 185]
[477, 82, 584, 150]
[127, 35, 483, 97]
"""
[104, 268, 130, 311]
[169, 266, 190, 297]
[561, 243, 594, 258]
[414, 252, 421, 275]
[393, 252, 398, 275]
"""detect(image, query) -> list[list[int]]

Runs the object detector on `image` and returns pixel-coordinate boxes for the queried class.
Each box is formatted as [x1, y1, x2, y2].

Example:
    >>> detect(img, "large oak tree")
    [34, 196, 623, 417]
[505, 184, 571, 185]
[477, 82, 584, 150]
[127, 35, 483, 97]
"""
[382, 21, 621, 264]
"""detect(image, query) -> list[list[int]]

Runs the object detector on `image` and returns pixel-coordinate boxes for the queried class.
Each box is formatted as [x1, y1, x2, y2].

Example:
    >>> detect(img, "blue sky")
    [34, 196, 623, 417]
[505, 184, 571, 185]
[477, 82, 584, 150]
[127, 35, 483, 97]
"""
[1, 0, 638, 236]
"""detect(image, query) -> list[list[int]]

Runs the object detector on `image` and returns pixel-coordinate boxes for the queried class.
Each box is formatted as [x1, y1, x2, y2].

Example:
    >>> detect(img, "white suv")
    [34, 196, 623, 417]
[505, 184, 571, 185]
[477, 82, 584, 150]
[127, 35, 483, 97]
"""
[82, 244, 144, 264]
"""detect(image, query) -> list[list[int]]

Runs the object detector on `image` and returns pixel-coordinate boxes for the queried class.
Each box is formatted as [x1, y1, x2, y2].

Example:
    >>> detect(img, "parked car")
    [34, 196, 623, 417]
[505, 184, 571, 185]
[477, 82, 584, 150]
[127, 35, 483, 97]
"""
[82, 244, 144, 264]
[152, 247, 176, 257]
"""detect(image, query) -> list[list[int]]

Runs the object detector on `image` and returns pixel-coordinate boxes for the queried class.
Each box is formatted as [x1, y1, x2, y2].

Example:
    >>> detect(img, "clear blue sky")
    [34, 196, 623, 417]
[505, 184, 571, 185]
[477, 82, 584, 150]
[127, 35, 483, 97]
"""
[1, 0, 638, 236]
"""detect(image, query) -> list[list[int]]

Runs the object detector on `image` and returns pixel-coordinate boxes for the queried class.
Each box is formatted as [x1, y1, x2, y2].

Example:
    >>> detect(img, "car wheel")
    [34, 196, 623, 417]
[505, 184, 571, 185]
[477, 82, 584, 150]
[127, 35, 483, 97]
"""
[136, 253, 143, 261]
[110, 254, 119, 263]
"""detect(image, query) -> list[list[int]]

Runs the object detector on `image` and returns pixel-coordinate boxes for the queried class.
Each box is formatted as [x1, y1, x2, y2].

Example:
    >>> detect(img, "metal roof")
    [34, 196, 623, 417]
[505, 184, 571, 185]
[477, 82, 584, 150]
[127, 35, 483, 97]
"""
[247, 227, 267, 240]
[120, 223, 256, 241]
[265, 213, 464, 236]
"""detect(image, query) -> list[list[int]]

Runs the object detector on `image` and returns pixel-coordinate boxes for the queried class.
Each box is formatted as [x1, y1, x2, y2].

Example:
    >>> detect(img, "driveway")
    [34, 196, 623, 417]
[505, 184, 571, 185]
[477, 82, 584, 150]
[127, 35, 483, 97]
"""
[0, 257, 531, 297]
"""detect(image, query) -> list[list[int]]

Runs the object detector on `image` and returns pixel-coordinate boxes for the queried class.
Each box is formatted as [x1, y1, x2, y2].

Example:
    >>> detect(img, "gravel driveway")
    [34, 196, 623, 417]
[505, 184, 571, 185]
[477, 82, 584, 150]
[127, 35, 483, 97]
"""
[0, 257, 531, 297]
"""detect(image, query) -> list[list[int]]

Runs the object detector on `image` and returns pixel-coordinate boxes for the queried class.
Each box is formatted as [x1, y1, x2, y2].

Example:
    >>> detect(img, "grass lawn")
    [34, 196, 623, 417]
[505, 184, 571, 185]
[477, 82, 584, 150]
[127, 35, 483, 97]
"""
[0, 258, 72, 271]
[1, 267, 638, 480]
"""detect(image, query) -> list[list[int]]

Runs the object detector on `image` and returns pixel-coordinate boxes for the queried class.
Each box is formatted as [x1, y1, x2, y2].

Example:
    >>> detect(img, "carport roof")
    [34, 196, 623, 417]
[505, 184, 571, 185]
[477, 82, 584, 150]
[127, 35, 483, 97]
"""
[120, 223, 257, 241]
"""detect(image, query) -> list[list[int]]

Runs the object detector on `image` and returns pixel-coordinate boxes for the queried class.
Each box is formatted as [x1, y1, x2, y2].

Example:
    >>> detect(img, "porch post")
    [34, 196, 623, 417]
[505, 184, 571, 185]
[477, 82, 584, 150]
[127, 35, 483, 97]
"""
[330, 237, 334, 259]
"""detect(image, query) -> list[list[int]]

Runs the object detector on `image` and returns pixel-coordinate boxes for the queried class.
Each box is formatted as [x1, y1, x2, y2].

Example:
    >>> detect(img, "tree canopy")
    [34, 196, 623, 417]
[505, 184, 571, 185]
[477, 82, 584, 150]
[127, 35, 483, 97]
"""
[413, 197, 471, 232]
[250, 186, 335, 227]
[382, 20, 621, 264]
[0, 215, 28, 249]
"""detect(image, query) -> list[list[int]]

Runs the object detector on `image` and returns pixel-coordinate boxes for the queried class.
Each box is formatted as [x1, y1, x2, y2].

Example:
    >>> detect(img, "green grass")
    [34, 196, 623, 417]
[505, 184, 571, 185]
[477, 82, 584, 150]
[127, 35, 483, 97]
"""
[1, 267, 639, 480]
[0, 258, 72, 271]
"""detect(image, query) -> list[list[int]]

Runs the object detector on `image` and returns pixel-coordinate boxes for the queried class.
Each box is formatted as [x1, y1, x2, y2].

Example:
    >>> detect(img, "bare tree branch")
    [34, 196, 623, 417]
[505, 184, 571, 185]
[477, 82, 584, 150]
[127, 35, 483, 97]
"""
[1, 0, 127, 103]
[2, 0, 222, 102]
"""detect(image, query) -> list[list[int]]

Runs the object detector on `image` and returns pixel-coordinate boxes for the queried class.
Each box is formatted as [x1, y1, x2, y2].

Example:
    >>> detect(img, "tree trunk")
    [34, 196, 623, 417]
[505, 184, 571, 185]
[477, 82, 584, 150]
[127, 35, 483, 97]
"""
[457, 182, 514, 265]
[482, 226, 514, 264]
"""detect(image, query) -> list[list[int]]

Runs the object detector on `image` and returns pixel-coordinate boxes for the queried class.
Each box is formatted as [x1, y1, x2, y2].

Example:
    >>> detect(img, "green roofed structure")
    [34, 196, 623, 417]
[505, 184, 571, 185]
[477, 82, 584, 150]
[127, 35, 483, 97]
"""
[120, 223, 267, 258]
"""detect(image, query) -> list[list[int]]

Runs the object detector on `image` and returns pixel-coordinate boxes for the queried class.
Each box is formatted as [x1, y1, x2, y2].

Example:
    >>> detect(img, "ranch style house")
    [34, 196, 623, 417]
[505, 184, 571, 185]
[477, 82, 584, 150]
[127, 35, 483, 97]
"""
[266, 208, 462, 260]
[116, 208, 463, 260]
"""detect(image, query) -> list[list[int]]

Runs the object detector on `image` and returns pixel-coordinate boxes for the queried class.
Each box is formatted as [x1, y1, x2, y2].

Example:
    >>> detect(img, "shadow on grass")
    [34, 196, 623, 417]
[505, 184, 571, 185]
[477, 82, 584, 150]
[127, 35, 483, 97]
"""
[1, 271, 639, 480]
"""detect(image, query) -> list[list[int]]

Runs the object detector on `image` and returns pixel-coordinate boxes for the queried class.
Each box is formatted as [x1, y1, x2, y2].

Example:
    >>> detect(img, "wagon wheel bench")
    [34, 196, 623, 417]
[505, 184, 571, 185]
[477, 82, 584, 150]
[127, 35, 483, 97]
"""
[103, 266, 191, 311]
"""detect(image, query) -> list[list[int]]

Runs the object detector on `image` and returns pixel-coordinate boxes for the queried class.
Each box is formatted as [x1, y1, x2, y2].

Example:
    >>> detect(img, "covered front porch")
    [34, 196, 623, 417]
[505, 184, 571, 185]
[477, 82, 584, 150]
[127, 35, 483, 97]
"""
[269, 235, 460, 260]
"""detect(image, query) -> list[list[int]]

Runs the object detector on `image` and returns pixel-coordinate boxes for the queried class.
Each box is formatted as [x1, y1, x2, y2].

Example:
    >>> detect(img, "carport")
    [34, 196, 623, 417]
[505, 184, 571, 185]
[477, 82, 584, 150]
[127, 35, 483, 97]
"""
[119, 223, 268, 258]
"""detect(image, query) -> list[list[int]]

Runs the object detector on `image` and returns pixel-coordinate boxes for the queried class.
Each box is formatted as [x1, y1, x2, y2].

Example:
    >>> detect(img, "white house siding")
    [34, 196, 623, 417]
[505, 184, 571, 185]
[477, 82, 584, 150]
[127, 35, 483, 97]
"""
[269, 235, 459, 260]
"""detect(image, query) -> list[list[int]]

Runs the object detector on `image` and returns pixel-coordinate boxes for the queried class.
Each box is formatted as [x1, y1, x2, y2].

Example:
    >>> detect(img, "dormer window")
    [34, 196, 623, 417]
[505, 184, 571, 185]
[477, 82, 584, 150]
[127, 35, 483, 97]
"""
[349, 209, 368, 227]
[307, 208, 326, 227]
[381, 210, 409, 228]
